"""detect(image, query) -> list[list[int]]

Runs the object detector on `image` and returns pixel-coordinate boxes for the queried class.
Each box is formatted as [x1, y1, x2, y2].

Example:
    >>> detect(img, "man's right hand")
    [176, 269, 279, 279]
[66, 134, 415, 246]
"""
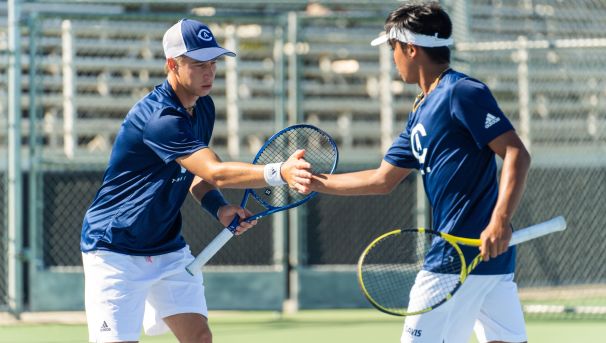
[280, 149, 312, 194]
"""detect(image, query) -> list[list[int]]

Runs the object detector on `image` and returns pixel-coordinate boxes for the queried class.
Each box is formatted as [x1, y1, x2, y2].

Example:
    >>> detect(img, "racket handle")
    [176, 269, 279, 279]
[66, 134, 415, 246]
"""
[509, 216, 567, 246]
[186, 228, 234, 275]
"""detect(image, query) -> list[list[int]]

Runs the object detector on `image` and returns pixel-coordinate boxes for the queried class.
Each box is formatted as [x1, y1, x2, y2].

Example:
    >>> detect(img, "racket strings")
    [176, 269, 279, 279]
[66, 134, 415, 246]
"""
[359, 230, 463, 315]
[254, 127, 337, 207]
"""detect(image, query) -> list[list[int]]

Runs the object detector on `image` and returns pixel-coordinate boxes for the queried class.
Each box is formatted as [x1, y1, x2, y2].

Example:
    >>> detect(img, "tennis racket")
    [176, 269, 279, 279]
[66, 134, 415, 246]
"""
[357, 216, 567, 316]
[186, 124, 338, 275]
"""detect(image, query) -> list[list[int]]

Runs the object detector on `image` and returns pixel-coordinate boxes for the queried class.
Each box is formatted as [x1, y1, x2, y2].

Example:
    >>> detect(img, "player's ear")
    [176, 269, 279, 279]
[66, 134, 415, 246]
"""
[407, 44, 417, 56]
[166, 58, 178, 72]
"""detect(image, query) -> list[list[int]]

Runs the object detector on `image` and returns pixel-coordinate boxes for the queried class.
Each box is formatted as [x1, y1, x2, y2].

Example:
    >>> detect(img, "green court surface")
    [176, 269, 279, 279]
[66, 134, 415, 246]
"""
[1, 310, 604, 343]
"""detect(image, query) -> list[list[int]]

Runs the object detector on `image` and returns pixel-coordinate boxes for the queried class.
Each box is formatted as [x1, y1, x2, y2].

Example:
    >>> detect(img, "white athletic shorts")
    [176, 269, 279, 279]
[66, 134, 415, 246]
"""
[401, 271, 527, 343]
[82, 246, 207, 342]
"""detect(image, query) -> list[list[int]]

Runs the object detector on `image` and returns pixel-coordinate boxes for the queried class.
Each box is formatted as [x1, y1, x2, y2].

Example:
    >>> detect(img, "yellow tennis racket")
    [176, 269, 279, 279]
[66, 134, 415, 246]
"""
[357, 216, 567, 316]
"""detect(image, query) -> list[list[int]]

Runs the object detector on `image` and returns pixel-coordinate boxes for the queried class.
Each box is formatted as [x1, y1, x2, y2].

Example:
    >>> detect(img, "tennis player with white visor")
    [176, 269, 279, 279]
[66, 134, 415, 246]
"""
[309, 2, 531, 343]
[80, 18, 312, 343]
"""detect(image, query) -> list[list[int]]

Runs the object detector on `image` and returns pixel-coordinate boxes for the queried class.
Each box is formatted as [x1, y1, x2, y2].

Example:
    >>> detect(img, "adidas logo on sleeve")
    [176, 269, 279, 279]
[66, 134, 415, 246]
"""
[484, 113, 501, 128]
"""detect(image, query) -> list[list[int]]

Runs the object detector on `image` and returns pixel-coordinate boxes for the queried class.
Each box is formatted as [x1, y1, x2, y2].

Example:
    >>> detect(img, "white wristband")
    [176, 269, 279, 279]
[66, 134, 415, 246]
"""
[264, 162, 286, 186]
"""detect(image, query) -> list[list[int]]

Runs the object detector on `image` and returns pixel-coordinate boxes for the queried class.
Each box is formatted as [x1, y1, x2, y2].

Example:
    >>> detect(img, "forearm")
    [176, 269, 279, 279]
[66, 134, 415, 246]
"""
[178, 147, 312, 192]
[178, 149, 267, 189]
[312, 162, 411, 195]
[189, 177, 229, 220]
[203, 162, 267, 189]
[491, 148, 531, 224]
[311, 170, 386, 195]
[189, 177, 216, 203]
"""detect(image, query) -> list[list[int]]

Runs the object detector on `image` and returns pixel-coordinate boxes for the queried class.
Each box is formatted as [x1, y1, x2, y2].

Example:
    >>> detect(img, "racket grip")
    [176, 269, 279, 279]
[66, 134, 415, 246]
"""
[509, 216, 566, 246]
[185, 228, 234, 275]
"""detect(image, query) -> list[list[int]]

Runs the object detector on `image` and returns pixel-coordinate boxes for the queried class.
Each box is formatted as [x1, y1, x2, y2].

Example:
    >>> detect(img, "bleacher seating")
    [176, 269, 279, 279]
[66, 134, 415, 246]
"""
[1, 0, 606, 163]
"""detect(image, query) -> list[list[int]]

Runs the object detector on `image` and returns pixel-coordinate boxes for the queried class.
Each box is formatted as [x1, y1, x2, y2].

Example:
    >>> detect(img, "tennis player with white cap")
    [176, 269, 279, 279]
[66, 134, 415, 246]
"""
[80, 19, 312, 343]
[310, 2, 530, 342]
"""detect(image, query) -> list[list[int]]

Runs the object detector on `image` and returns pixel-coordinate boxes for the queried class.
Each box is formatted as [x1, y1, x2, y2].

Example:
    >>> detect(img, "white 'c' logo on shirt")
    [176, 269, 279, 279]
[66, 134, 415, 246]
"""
[410, 123, 427, 164]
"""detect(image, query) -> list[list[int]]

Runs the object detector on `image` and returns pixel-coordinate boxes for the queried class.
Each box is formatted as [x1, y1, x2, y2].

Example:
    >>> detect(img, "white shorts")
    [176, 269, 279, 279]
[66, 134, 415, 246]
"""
[401, 271, 527, 343]
[82, 246, 207, 343]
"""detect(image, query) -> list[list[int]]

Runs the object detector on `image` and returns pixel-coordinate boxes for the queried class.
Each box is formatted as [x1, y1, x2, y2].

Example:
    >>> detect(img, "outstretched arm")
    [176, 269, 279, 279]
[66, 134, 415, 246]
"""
[480, 130, 531, 261]
[177, 147, 312, 193]
[311, 160, 412, 196]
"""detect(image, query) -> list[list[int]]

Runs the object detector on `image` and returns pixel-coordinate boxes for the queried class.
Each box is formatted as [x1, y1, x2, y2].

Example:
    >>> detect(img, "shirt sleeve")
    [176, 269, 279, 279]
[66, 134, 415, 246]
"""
[383, 118, 420, 169]
[450, 78, 514, 148]
[143, 108, 208, 163]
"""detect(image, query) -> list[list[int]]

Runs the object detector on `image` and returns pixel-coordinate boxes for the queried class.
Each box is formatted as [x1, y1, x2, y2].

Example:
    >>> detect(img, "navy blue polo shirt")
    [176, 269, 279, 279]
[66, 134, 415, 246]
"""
[384, 69, 515, 275]
[81, 80, 214, 255]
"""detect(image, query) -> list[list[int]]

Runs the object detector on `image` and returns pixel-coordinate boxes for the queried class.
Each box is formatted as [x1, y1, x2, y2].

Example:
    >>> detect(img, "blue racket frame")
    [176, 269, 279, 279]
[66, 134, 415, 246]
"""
[186, 123, 339, 275]
[224, 124, 339, 234]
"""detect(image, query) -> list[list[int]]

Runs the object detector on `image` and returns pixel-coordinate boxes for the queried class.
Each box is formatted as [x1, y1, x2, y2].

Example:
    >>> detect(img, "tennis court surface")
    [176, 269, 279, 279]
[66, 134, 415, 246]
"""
[2, 310, 604, 343]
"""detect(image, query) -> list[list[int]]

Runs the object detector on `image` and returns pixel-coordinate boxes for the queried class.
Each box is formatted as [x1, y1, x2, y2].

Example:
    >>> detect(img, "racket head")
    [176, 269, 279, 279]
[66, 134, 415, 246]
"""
[250, 124, 338, 210]
[357, 228, 467, 316]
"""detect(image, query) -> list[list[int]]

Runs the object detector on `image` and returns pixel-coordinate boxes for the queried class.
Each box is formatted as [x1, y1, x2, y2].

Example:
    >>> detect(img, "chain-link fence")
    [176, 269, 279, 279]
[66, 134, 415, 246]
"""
[1, 0, 605, 318]
[305, 169, 417, 266]
[514, 166, 606, 318]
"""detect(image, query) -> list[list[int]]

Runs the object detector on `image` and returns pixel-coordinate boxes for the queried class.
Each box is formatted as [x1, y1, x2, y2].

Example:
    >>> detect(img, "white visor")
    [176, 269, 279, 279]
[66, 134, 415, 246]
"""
[371, 27, 453, 47]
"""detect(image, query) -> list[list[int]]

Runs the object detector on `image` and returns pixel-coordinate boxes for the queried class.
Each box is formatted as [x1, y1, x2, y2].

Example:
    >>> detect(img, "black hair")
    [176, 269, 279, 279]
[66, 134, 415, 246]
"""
[384, 1, 452, 64]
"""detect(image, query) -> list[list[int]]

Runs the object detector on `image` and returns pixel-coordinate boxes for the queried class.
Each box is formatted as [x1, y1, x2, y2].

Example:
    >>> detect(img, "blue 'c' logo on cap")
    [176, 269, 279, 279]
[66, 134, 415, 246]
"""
[197, 29, 213, 41]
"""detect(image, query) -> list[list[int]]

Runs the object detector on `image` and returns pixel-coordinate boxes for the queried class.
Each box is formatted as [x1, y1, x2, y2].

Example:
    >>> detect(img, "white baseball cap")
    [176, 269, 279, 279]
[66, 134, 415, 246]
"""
[163, 19, 236, 61]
